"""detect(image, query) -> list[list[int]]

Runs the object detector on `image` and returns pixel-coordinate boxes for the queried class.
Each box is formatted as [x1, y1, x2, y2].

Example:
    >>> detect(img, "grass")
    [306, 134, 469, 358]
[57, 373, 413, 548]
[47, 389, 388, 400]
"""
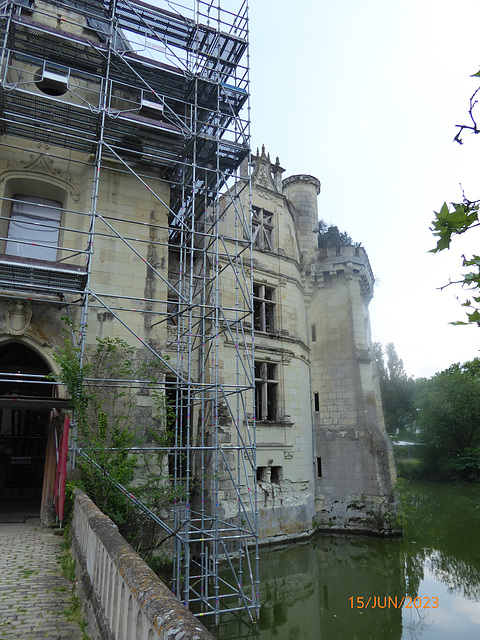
[59, 552, 76, 583]
[64, 592, 88, 632]
[21, 569, 37, 579]
[57, 532, 91, 640]
[396, 457, 423, 479]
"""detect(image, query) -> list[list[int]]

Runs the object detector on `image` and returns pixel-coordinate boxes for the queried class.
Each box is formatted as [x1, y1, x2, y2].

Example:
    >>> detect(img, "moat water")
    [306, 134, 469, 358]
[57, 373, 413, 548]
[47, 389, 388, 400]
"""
[210, 481, 480, 640]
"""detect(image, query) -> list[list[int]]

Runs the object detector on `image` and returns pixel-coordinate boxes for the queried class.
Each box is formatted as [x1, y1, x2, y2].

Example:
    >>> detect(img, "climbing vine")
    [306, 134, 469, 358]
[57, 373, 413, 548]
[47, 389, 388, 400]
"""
[51, 322, 180, 551]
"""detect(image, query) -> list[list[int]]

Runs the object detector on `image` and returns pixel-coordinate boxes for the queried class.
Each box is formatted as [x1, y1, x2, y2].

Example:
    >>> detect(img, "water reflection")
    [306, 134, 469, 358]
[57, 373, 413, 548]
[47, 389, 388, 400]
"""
[213, 482, 480, 640]
[403, 482, 480, 602]
[260, 536, 404, 640]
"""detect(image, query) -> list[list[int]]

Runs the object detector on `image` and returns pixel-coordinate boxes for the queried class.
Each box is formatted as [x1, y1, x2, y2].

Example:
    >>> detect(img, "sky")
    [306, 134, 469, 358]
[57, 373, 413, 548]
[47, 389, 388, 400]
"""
[247, 0, 480, 378]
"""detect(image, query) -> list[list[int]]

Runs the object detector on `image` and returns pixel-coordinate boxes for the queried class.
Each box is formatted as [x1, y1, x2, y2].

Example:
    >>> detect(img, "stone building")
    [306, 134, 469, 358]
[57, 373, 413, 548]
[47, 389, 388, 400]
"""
[0, 0, 396, 616]
[217, 147, 397, 537]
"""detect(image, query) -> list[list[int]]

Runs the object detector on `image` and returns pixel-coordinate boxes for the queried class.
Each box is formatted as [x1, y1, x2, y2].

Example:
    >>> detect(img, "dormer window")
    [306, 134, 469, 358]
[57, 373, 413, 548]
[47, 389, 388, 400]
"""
[5, 195, 62, 261]
[252, 206, 273, 251]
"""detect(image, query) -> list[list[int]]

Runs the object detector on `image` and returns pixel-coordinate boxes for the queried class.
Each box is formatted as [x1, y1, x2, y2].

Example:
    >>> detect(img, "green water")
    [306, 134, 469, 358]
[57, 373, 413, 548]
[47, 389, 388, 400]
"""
[213, 481, 480, 640]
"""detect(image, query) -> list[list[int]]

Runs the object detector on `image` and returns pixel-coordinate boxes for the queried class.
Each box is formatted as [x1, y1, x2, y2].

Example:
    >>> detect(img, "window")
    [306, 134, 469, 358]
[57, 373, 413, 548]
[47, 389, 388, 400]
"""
[167, 296, 179, 326]
[165, 378, 190, 479]
[253, 284, 275, 333]
[256, 466, 267, 482]
[314, 392, 320, 412]
[317, 456, 322, 478]
[255, 361, 278, 421]
[256, 465, 283, 483]
[311, 324, 317, 342]
[252, 206, 274, 251]
[270, 466, 283, 484]
[6, 195, 61, 261]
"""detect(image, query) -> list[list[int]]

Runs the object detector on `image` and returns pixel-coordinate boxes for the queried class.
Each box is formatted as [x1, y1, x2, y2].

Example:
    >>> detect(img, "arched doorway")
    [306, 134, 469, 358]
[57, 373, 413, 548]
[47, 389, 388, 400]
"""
[0, 341, 66, 522]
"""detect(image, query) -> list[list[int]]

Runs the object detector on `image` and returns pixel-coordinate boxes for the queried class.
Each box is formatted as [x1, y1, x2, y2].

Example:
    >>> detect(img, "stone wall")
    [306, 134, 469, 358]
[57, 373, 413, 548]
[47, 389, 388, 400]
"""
[310, 246, 397, 532]
[217, 150, 398, 538]
[70, 488, 214, 640]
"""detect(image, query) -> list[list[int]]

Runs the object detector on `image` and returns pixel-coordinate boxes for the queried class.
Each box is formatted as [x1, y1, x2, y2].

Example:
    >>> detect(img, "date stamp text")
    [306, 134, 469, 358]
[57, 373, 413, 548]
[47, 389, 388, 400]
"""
[349, 596, 439, 609]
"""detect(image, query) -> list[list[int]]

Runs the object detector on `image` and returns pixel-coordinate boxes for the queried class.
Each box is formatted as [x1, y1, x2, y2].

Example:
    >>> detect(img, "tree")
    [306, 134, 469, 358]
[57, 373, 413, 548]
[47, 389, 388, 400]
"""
[373, 342, 416, 438]
[430, 199, 480, 325]
[414, 358, 480, 481]
[430, 67, 480, 325]
[317, 221, 355, 249]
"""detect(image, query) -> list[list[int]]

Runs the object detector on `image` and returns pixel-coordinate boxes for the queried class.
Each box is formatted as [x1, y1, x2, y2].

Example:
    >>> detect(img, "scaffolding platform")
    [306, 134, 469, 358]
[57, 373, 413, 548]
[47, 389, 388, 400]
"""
[0, 0, 258, 625]
[0, 255, 87, 295]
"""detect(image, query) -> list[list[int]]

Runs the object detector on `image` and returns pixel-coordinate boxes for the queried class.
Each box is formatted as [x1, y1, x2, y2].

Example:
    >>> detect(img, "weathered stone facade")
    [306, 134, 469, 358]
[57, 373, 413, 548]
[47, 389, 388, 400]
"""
[217, 147, 397, 537]
[0, 0, 396, 542]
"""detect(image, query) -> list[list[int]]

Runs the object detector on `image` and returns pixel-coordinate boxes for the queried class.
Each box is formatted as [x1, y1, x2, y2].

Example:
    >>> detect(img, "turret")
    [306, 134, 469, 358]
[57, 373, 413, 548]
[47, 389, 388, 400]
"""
[282, 174, 320, 267]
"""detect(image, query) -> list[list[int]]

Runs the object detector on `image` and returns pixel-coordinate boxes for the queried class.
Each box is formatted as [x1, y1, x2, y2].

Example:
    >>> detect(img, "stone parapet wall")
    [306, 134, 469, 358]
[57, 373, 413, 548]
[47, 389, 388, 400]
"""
[316, 245, 375, 301]
[70, 489, 214, 640]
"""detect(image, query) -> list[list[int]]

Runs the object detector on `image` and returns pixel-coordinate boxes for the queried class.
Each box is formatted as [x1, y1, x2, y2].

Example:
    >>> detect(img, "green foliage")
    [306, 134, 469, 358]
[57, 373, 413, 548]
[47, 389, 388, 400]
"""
[395, 458, 423, 480]
[431, 199, 480, 325]
[57, 536, 90, 639]
[59, 550, 76, 583]
[373, 342, 416, 438]
[54, 330, 142, 514]
[448, 447, 480, 482]
[430, 201, 479, 253]
[414, 358, 480, 481]
[52, 323, 175, 533]
[432, 66, 480, 324]
[385, 482, 409, 531]
[317, 220, 357, 249]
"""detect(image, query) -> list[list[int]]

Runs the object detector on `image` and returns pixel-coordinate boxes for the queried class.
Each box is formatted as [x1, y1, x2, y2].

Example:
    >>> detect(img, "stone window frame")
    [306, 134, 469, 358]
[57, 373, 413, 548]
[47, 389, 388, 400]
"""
[255, 361, 278, 421]
[252, 205, 274, 251]
[253, 283, 275, 334]
[256, 465, 283, 484]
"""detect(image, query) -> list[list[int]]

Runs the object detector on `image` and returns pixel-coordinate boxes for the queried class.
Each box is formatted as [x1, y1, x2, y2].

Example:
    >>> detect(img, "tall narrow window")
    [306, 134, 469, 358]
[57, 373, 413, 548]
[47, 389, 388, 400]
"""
[6, 195, 61, 261]
[255, 361, 278, 421]
[311, 324, 317, 342]
[167, 295, 179, 326]
[253, 284, 275, 333]
[165, 378, 190, 479]
[314, 392, 320, 412]
[252, 206, 274, 251]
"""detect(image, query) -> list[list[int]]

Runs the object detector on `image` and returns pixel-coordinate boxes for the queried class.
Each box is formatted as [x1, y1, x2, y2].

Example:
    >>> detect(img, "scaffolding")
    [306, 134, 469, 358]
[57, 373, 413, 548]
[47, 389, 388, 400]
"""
[0, 0, 258, 623]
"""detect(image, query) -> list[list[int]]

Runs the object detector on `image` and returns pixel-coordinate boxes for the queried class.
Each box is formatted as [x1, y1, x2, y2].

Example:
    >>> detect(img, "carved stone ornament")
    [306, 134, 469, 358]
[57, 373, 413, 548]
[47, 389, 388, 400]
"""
[252, 145, 278, 193]
[5, 300, 32, 336]
[1, 153, 81, 203]
[282, 353, 293, 365]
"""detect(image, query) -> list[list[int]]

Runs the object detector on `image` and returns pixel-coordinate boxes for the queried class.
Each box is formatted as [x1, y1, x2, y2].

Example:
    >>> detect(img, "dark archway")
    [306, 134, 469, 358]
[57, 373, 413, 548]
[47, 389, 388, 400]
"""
[0, 342, 57, 522]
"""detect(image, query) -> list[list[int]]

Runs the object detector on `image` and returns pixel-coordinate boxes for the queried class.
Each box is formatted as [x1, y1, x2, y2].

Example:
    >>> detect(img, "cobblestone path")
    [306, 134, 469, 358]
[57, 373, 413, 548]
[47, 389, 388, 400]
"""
[0, 521, 84, 639]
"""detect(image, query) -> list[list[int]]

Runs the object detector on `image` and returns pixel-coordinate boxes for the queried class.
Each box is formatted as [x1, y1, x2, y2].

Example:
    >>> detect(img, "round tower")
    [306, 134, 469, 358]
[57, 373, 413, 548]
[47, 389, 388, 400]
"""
[282, 174, 320, 265]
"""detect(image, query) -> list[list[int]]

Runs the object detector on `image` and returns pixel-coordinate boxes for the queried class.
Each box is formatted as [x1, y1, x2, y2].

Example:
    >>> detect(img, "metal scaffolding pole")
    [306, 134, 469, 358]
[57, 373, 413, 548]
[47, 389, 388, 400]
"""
[0, 0, 258, 624]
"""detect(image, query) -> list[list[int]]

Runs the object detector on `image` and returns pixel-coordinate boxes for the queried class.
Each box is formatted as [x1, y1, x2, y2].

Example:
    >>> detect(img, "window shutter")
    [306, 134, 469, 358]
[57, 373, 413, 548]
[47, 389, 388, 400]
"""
[6, 196, 62, 261]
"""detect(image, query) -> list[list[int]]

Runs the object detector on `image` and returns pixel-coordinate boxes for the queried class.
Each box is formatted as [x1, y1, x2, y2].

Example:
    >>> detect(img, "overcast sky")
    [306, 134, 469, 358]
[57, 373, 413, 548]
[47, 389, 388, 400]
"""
[248, 0, 480, 378]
